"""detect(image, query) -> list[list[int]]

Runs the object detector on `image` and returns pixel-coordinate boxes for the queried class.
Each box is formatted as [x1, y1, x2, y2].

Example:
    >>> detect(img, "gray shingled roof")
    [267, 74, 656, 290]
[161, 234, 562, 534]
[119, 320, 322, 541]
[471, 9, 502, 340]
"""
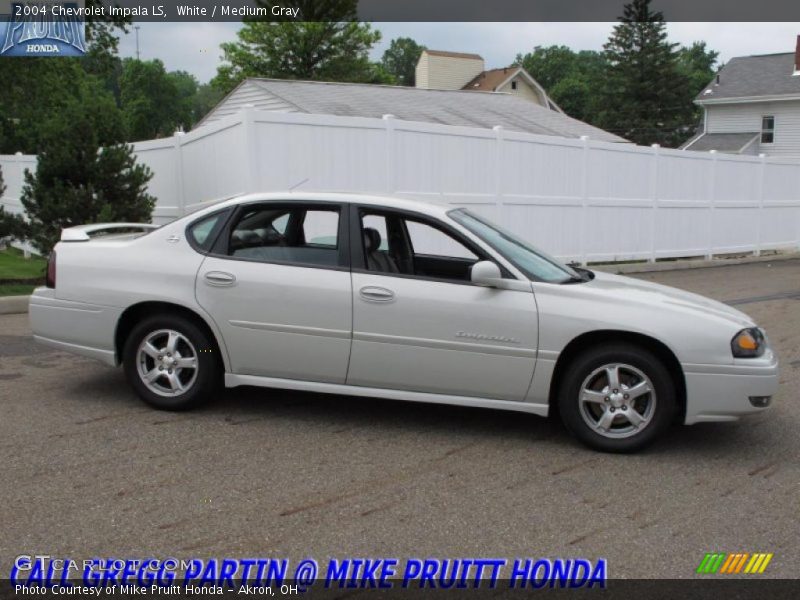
[683, 132, 760, 152]
[696, 53, 800, 102]
[249, 79, 626, 143]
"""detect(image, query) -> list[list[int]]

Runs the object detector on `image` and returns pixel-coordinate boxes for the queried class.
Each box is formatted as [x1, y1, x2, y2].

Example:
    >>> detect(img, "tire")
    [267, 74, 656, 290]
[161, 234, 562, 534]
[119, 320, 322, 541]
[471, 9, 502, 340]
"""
[558, 343, 676, 453]
[122, 314, 221, 411]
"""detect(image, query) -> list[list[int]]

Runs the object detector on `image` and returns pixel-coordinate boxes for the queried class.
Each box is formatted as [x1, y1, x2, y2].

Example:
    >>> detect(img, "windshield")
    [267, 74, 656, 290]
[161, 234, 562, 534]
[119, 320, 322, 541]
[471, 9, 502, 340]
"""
[449, 209, 581, 283]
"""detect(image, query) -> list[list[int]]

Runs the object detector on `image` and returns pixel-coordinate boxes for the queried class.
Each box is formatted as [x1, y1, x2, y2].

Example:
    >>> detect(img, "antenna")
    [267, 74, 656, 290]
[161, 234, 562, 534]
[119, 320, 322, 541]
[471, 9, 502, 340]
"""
[288, 177, 310, 192]
[134, 26, 141, 60]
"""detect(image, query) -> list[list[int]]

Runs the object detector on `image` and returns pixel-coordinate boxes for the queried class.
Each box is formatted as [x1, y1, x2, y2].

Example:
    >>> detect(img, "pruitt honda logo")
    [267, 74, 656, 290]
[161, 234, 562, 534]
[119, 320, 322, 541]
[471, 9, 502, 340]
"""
[1, 1, 86, 57]
[696, 552, 774, 575]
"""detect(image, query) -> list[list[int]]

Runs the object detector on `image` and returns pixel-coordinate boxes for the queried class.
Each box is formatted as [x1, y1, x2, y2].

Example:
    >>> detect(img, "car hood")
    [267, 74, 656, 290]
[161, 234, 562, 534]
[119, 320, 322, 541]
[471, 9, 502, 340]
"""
[586, 270, 755, 328]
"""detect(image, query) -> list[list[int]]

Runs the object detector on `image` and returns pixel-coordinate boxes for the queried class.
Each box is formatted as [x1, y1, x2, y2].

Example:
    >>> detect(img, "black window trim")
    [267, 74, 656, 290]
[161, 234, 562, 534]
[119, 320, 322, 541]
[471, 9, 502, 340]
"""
[761, 115, 775, 145]
[207, 199, 351, 272]
[349, 205, 517, 286]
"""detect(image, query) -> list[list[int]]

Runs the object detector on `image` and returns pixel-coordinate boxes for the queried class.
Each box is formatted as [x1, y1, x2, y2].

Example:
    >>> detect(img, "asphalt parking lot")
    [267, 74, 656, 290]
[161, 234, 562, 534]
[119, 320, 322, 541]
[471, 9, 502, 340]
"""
[1, 258, 798, 580]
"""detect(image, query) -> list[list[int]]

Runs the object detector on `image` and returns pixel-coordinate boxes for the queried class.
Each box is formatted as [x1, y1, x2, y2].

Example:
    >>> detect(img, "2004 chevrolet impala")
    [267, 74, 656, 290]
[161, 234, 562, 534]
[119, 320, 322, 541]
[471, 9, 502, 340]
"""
[29, 193, 779, 452]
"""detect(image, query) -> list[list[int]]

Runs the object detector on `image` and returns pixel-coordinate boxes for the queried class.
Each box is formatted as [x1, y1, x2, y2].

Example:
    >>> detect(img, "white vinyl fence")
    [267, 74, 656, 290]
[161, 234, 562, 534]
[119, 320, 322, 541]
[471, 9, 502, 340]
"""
[2, 106, 800, 263]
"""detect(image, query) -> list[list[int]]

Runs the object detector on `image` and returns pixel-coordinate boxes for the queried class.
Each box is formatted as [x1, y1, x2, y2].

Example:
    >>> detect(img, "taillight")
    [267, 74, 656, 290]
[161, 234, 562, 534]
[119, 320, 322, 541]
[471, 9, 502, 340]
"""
[46, 251, 56, 288]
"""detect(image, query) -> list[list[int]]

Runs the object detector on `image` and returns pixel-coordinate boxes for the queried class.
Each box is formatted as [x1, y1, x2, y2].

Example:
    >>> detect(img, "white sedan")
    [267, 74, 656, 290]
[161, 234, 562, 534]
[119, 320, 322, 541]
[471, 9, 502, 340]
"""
[29, 193, 779, 452]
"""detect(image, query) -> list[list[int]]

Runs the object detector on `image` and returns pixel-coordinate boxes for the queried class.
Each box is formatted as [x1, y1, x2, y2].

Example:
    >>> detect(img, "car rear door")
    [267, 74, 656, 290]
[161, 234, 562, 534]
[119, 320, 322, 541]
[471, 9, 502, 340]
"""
[195, 201, 353, 384]
[346, 207, 538, 402]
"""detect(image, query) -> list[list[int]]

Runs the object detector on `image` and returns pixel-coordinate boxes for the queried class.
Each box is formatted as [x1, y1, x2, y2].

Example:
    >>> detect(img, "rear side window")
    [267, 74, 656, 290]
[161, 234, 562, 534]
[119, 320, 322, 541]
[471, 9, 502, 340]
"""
[302, 210, 339, 248]
[226, 205, 342, 268]
[187, 211, 227, 252]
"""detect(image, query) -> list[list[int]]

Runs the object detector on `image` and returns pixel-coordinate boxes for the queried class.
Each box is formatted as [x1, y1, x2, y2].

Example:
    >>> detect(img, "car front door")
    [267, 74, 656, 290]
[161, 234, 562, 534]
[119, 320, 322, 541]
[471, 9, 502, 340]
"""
[346, 207, 538, 402]
[195, 201, 352, 384]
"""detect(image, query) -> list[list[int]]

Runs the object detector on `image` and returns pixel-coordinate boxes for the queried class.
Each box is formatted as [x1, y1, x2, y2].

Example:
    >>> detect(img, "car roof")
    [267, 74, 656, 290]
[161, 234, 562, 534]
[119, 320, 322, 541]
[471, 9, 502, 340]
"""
[210, 192, 455, 219]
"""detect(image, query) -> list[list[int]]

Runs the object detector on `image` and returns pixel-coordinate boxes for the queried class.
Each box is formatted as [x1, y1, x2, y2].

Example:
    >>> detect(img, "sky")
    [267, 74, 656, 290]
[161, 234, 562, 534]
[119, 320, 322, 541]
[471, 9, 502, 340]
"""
[115, 22, 800, 84]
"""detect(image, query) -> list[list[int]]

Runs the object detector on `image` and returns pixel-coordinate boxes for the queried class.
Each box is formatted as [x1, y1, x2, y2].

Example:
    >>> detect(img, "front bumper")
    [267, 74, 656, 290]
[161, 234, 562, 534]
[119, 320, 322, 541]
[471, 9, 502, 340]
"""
[683, 350, 780, 424]
[29, 288, 122, 366]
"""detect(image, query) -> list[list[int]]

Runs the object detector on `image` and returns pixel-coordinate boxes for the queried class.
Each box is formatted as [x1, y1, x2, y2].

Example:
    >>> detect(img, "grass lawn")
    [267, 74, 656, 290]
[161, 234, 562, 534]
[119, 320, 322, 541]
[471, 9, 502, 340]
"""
[0, 283, 36, 297]
[0, 246, 46, 280]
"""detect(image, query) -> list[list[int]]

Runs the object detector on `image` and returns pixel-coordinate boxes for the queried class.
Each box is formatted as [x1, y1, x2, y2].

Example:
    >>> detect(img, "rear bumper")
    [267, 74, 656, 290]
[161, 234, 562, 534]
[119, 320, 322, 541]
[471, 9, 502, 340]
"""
[683, 351, 780, 424]
[29, 288, 121, 367]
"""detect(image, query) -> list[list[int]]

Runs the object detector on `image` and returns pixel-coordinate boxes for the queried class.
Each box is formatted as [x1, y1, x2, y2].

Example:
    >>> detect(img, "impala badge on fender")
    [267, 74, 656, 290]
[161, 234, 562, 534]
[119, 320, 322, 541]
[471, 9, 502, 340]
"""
[456, 331, 521, 344]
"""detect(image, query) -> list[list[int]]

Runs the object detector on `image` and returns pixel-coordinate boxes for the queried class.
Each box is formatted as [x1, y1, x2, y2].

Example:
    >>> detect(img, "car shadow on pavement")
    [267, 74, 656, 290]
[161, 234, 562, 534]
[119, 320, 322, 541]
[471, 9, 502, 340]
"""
[63, 366, 780, 458]
[215, 384, 568, 446]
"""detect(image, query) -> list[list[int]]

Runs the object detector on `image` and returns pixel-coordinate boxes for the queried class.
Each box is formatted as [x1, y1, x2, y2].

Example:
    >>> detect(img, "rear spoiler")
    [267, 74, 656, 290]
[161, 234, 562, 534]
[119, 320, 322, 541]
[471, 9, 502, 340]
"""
[60, 223, 160, 242]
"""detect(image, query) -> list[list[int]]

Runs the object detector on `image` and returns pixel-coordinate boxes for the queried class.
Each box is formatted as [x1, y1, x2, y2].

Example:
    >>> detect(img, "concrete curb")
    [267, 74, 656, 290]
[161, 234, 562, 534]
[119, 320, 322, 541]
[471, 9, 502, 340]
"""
[593, 251, 800, 275]
[0, 252, 797, 316]
[0, 295, 30, 315]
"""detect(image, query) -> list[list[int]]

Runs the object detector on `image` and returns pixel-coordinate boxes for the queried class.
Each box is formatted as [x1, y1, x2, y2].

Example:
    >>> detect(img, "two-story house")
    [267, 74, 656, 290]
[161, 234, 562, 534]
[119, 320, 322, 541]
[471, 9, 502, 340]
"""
[415, 50, 563, 112]
[682, 37, 800, 157]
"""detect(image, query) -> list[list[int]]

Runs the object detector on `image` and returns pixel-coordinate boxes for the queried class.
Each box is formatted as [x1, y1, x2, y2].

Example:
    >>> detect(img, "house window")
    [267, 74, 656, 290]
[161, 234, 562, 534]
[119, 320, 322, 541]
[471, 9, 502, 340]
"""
[761, 116, 775, 144]
[511, 80, 518, 90]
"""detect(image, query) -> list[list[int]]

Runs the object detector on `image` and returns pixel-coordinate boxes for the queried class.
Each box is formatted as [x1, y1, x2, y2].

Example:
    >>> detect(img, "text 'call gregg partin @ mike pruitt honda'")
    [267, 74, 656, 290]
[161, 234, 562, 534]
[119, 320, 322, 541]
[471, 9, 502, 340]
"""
[9, 556, 608, 592]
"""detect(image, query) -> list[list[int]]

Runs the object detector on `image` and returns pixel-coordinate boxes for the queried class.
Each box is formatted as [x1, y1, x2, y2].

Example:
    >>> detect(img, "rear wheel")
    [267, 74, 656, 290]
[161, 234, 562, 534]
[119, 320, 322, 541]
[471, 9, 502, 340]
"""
[123, 314, 220, 410]
[558, 343, 676, 453]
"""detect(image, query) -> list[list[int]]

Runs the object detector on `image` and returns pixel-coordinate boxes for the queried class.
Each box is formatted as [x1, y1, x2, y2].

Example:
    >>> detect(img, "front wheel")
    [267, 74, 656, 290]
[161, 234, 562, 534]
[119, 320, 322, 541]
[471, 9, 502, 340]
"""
[558, 343, 676, 453]
[123, 314, 220, 410]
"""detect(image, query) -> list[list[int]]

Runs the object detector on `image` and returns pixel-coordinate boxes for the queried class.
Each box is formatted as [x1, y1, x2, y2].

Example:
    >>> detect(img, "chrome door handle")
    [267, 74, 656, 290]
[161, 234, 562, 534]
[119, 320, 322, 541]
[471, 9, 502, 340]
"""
[204, 271, 236, 287]
[359, 286, 395, 303]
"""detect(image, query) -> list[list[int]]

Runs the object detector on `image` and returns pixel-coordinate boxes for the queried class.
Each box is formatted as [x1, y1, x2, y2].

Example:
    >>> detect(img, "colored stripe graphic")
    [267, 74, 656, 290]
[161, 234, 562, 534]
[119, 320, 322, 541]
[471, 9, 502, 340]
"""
[744, 553, 774, 574]
[733, 553, 749, 574]
[720, 553, 749, 574]
[699, 553, 773, 574]
[697, 553, 726, 574]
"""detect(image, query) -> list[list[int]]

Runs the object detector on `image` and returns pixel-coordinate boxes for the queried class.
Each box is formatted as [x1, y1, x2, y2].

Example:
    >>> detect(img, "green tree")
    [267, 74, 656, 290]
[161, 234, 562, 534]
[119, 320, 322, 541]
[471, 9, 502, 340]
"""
[212, 1, 381, 93]
[596, 0, 692, 146]
[167, 70, 201, 128]
[381, 37, 426, 86]
[20, 100, 154, 254]
[677, 41, 719, 94]
[0, 60, 99, 154]
[120, 59, 187, 141]
[0, 166, 28, 243]
[193, 84, 225, 124]
[81, 20, 126, 102]
[676, 42, 719, 138]
[516, 46, 606, 122]
[0, 3, 129, 154]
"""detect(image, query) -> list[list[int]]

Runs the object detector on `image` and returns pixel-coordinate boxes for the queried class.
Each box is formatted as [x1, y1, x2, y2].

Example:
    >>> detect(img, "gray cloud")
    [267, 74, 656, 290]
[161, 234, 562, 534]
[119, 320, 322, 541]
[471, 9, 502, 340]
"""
[115, 22, 800, 84]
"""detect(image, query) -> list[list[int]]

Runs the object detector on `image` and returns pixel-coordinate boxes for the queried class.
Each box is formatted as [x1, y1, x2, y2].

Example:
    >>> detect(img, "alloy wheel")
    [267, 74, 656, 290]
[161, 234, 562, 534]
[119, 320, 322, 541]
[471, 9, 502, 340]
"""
[136, 329, 199, 397]
[578, 363, 657, 439]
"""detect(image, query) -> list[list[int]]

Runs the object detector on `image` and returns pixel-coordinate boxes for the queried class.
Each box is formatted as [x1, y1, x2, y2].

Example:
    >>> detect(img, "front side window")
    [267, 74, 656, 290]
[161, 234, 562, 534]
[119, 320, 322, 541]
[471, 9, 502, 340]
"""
[450, 209, 579, 283]
[360, 210, 481, 282]
[226, 205, 341, 267]
[761, 116, 775, 144]
[405, 220, 477, 260]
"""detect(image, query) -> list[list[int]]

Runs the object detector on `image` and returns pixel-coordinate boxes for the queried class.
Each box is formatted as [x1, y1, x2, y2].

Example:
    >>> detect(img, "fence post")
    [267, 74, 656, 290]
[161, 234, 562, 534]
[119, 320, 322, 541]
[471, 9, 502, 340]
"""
[173, 131, 186, 218]
[13, 152, 31, 257]
[706, 150, 718, 260]
[493, 125, 505, 226]
[15, 151, 24, 208]
[578, 135, 590, 266]
[242, 104, 259, 193]
[755, 153, 766, 257]
[649, 144, 660, 263]
[383, 114, 396, 194]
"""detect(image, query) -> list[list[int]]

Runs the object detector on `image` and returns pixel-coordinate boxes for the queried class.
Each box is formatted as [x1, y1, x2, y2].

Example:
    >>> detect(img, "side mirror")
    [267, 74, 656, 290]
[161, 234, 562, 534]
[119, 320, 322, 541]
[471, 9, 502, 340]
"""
[471, 261, 503, 287]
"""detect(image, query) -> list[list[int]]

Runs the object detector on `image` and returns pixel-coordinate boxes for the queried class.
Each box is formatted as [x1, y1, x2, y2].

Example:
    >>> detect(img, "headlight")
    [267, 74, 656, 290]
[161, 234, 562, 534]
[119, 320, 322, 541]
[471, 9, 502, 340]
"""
[731, 328, 766, 358]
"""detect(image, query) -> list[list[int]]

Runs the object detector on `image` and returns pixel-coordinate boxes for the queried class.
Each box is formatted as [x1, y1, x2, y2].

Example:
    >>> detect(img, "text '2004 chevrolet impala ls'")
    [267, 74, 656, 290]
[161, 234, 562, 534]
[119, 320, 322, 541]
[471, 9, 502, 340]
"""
[29, 193, 779, 452]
